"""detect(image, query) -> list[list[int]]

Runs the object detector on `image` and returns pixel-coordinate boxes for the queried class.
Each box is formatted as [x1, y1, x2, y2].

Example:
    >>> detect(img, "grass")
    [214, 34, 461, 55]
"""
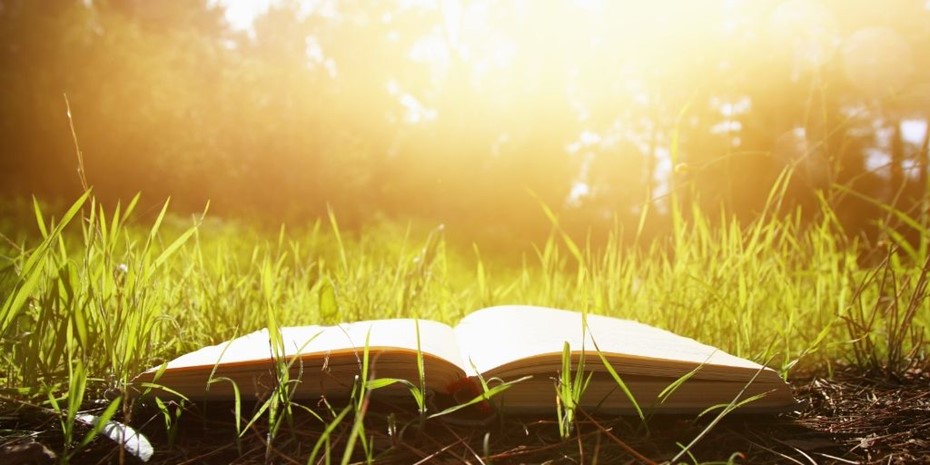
[1, 188, 929, 463]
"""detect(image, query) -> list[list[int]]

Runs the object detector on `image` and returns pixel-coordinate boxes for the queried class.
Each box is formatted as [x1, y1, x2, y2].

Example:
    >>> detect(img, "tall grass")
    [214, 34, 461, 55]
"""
[1, 188, 929, 461]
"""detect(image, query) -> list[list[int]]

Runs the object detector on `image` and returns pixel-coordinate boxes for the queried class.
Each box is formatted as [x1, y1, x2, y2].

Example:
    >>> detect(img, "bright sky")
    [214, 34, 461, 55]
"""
[215, 0, 274, 30]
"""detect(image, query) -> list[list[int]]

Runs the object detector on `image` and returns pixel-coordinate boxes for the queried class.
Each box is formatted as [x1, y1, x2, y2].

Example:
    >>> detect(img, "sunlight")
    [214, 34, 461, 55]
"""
[208, 0, 883, 220]
[214, 0, 272, 30]
[37, 0, 925, 230]
[6, 3, 930, 459]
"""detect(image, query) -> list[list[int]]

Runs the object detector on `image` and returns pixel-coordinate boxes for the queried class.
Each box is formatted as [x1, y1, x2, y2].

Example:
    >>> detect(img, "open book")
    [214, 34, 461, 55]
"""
[135, 306, 795, 414]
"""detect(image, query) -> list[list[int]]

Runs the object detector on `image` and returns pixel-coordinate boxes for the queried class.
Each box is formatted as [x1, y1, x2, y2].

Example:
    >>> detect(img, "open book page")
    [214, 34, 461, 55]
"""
[136, 318, 469, 400]
[147, 318, 466, 373]
[453, 306, 776, 381]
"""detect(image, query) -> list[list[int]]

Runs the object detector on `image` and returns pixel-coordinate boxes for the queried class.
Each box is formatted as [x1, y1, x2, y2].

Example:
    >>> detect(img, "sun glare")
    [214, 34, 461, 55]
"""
[208, 0, 920, 217]
[14, 0, 921, 231]
[215, 0, 272, 31]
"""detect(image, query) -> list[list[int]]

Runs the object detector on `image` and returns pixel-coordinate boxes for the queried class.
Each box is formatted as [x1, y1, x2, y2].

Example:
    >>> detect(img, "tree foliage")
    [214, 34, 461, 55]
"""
[1, 0, 929, 244]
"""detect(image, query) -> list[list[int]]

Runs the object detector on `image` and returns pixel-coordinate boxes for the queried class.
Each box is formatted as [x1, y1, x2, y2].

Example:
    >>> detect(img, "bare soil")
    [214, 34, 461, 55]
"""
[2, 370, 929, 464]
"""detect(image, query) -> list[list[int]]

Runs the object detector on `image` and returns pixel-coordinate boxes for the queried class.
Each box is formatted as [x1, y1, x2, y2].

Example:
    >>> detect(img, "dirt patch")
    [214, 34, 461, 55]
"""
[3, 371, 929, 464]
[792, 371, 930, 464]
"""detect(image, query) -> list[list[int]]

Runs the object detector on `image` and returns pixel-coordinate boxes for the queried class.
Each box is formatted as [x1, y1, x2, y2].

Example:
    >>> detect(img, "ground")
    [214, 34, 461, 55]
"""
[2, 369, 929, 464]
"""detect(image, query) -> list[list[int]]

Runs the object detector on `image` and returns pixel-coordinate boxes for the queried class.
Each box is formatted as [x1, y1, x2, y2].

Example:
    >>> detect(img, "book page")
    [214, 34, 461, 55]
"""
[453, 306, 767, 380]
[136, 318, 474, 400]
[151, 318, 466, 372]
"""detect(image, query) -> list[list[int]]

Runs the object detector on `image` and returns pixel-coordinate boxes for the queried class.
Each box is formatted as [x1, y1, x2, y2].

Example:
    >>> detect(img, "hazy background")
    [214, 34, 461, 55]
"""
[2, 0, 929, 247]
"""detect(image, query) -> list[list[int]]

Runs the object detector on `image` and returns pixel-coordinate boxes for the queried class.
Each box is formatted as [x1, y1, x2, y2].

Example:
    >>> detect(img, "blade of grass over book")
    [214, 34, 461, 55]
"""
[135, 306, 795, 414]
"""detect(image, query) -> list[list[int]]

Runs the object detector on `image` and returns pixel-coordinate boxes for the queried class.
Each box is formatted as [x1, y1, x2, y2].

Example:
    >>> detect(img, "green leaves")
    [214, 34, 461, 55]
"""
[1, 192, 89, 337]
[556, 341, 592, 440]
[592, 343, 643, 420]
[4, 186, 930, 462]
[319, 277, 339, 324]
